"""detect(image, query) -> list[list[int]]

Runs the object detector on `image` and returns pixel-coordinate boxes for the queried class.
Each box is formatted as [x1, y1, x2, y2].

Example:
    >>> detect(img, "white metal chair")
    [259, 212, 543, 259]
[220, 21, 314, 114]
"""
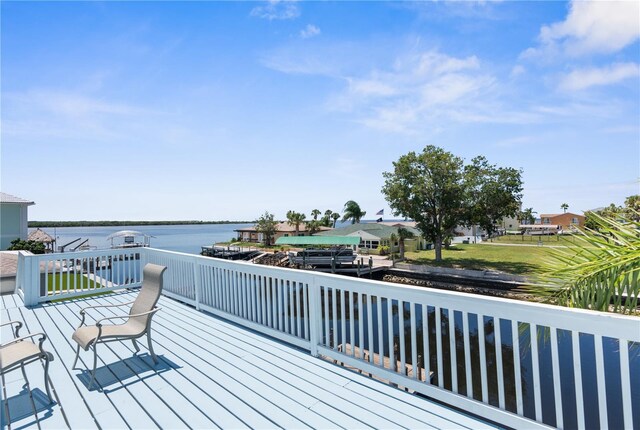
[71, 263, 166, 388]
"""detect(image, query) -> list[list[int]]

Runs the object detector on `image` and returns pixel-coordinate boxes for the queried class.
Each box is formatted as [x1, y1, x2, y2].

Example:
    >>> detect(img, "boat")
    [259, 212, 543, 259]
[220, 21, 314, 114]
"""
[107, 230, 154, 249]
[288, 247, 357, 267]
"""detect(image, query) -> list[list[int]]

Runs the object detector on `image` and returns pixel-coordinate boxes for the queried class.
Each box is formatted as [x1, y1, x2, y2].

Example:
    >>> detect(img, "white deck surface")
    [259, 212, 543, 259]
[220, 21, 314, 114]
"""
[1, 291, 499, 429]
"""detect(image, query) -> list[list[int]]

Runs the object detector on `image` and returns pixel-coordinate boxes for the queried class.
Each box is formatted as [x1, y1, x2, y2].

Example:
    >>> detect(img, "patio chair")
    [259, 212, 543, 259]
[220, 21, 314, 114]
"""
[0, 320, 54, 402]
[71, 263, 167, 388]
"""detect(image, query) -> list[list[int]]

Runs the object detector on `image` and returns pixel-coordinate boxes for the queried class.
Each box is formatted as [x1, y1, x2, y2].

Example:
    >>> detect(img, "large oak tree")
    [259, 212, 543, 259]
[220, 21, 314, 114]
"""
[382, 146, 522, 261]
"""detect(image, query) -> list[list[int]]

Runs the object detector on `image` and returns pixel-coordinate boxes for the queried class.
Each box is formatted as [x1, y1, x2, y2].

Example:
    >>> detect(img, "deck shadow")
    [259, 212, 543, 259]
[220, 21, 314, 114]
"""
[4, 386, 56, 427]
[75, 353, 180, 392]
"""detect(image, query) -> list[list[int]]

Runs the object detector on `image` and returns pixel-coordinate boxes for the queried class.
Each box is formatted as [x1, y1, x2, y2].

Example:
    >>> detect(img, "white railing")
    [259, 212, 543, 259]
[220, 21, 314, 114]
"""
[17, 248, 639, 429]
[16, 248, 143, 304]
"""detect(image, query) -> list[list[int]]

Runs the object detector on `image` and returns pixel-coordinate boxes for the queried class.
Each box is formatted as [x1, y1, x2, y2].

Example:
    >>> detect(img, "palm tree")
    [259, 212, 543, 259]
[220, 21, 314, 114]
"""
[341, 200, 366, 224]
[286, 210, 306, 236]
[311, 209, 321, 220]
[331, 212, 340, 228]
[527, 211, 639, 314]
[561, 203, 569, 213]
[397, 227, 415, 260]
[518, 208, 536, 225]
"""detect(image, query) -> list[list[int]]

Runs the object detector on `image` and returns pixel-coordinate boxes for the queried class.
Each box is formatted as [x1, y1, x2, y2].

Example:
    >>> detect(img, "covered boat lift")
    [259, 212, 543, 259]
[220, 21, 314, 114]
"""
[107, 230, 154, 248]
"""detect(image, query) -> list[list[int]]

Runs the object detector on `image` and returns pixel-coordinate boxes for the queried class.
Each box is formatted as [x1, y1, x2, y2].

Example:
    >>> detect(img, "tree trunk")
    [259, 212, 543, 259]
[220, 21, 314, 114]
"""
[399, 240, 405, 260]
[434, 237, 443, 262]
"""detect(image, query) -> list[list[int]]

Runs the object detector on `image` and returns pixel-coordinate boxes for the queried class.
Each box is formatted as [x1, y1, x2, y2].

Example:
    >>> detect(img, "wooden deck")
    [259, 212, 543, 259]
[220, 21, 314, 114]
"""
[1, 291, 498, 429]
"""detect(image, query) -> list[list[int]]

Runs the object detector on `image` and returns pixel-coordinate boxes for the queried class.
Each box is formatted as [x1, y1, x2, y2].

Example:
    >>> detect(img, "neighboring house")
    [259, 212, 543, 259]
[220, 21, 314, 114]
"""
[234, 222, 331, 245]
[539, 212, 585, 230]
[0, 192, 35, 250]
[315, 222, 427, 252]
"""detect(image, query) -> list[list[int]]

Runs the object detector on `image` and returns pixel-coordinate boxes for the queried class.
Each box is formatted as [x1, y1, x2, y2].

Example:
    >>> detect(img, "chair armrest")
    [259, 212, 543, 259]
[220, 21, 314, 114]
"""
[77, 300, 135, 327]
[95, 307, 161, 327]
[0, 320, 22, 338]
[1, 332, 51, 357]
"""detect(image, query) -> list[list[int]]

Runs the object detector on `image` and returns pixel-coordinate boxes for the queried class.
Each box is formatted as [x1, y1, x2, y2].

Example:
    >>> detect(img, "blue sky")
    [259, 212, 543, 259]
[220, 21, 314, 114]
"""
[2, 1, 639, 221]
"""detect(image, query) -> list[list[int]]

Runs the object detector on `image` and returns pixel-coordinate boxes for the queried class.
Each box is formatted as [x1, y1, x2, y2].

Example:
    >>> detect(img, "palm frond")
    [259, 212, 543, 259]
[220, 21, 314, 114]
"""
[525, 211, 640, 314]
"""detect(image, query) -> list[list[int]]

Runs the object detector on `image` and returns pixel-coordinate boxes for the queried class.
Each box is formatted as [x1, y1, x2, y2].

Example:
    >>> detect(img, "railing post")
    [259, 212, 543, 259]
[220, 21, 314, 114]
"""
[22, 255, 38, 306]
[193, 256, 201, 310]
[308, 275, 322, 357]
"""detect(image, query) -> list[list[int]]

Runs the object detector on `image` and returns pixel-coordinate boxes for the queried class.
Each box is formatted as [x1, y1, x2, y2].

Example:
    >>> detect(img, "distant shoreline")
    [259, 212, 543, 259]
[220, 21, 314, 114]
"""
[29, 220, 253, 228]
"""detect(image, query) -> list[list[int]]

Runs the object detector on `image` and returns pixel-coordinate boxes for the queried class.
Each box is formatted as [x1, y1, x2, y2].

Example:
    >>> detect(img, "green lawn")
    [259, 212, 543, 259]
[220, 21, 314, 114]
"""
[404, 243, 557, 278]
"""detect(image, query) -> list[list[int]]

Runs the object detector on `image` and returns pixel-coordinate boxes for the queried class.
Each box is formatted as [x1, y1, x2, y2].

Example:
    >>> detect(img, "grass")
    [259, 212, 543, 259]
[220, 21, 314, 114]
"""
[404, 244, 554, 278]
[45, 272, 113, 302]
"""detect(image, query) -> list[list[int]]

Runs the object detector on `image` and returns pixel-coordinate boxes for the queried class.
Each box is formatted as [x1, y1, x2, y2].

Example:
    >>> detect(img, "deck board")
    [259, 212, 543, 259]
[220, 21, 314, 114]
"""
[1, 291, 500, 429]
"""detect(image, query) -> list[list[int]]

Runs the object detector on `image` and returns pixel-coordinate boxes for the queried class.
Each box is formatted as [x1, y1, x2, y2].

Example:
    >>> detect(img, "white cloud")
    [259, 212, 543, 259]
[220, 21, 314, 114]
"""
[250, 1, 300, 21]
[525, 0, 640, 58]
[510, 65, 525, 78]
[300, 24, 320, 39]
[559, 62, 640, 91]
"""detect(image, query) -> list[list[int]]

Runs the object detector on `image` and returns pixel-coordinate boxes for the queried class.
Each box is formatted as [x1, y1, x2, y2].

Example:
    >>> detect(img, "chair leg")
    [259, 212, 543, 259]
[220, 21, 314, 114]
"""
[88, 345, 98, 389]
[72, 344, 81, 369]
[43, 355, 53, 402]
[132, 339, 140, 353]
[147, 331, 158, 364]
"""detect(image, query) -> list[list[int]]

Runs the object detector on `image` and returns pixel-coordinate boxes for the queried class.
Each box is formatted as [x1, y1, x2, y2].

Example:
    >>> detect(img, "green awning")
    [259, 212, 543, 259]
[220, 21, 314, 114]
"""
[275, 236, 360, 246]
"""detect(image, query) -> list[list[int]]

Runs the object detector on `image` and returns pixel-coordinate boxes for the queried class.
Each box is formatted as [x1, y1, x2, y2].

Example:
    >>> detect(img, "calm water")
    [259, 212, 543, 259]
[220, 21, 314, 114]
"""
[35, 223, 253, 254]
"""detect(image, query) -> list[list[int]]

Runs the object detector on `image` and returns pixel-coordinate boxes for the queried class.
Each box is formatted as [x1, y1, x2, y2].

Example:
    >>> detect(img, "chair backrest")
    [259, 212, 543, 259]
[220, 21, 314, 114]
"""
[129, 263, 166, 328]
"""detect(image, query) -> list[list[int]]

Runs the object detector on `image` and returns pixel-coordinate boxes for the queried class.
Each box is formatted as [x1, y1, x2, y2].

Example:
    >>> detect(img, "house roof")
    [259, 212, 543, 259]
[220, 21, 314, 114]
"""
[540, 212, 584, 218]
[28, 228, 54, 243]
[0, 192, 35, 205]
[315, 222, 421, 240]
[275, 235, 360, 246]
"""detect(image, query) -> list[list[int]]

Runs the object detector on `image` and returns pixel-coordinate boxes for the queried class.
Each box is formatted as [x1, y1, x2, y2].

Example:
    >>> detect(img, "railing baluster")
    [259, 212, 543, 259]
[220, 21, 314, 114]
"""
[463, 311, 472, 398]
[619, 339, 633, 430]
[358, 293, 365, 360]
[284, 281, 290, 334]
[271, 277, 277, 329]
[278, 278, 284, 330]
[303, 283, 309, 341]
[422, 304, 430, 382]
[436, 307, 443, 388]
[399, 300, 406, 376]
[297, 282, 303, 338]
[260, 275, 266, 325]
[349, 290, 356, 357]
[287, 281, 293, 335]
[450, 309, 458, 394]
[478, 314, 488, 403]
[495, 317, 505, 409]
[377, 297, 384, 367]
[410, 303, 418, 379]
[323, 286, 330, 346]
[594, 334, 608, 429]
[340, 289, 346, 353]
[550, 328, 563, 428]
[531, 323, 542, 422]
[367, 294, 374, 365]
[332, 287, 338, 349]
[512, 320, 523, 416]
[387, 298, 395, 372]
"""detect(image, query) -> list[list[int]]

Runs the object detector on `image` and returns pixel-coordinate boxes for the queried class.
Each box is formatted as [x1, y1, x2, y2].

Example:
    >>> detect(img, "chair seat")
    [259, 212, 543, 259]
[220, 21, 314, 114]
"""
[0, 341, 43, 371]
[73, 322, 145, 350]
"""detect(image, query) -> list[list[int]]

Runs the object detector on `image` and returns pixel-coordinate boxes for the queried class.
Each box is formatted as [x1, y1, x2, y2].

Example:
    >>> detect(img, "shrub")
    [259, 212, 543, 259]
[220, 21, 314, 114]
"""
[7, 239, 46, 254]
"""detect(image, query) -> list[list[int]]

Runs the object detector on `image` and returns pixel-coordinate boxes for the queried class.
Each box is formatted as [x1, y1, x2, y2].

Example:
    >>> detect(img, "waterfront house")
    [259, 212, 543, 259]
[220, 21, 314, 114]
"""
[315, 222, 427, 253]
[539, 212, 585, 230]
[234, 222, 331, 245]
[0, 192, 34, 250]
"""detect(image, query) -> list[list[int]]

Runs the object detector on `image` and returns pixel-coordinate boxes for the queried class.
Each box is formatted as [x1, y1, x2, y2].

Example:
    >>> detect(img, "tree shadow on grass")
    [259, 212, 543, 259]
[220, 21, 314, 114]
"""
[409, 256, 540, 276]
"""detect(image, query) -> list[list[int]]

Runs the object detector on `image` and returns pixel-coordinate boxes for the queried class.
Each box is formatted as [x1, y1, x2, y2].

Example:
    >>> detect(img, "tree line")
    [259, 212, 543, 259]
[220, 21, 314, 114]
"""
[28, 220, 252, 228]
